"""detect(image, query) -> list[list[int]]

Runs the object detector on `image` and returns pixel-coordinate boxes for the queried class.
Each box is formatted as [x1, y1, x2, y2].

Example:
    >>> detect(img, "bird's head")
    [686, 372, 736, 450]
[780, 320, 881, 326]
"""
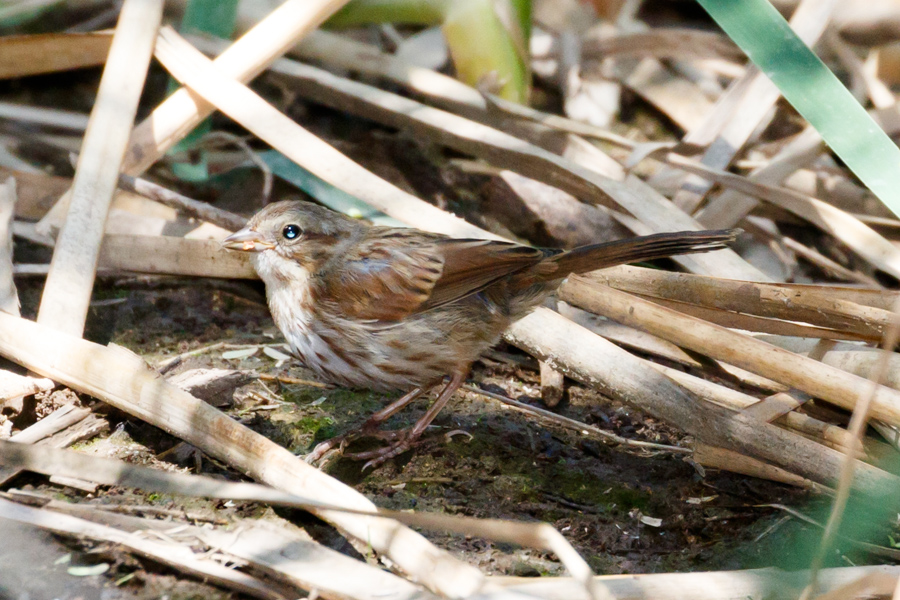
[223, 200, 361, 266]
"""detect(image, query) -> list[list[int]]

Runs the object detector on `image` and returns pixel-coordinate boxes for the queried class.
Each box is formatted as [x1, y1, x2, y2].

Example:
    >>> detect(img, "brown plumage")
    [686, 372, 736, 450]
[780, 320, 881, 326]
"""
[224, 200, 738, 466]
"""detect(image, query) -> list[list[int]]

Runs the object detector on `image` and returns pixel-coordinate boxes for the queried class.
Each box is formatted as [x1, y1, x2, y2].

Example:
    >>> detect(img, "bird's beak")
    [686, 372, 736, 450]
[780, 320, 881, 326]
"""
[222, 227, 275, 252]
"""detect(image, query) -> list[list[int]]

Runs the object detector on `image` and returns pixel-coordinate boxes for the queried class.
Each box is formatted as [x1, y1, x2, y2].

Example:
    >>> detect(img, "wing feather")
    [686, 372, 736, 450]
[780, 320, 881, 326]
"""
[320, 229, 544, 321]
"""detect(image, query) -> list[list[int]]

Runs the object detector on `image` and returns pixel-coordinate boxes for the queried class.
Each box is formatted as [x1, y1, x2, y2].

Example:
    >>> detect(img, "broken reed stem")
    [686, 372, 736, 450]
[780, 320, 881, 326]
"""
[505, 308, 897, 493]
[594, 265, 891, 339]
[560, 276, 900, 426]
[36, 0, 163, 336]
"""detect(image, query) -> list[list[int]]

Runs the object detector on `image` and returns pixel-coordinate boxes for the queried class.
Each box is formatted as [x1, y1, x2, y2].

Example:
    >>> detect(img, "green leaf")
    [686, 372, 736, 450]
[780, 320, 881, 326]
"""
[697, 0, 900, 220]
[443, 0, 529, 103]
[329, 0, 446, 26]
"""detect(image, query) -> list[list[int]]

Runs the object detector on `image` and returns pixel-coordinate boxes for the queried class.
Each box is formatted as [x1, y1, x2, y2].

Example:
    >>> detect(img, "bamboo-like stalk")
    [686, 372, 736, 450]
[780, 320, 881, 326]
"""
[98, 236, 256, 278]
[0, 32, 112, 79]
[692, 443, 831, 492]
[492, 565, 900, 600]
[505, 307, 897, 493]
[35, 0, 163, 336]
[595, 265, 893, 339]
[560, 276, 900, 426]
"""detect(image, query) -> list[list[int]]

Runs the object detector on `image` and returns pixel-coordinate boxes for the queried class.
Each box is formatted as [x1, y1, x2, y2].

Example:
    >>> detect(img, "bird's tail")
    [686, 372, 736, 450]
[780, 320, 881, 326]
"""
[545, 229, 740, 278]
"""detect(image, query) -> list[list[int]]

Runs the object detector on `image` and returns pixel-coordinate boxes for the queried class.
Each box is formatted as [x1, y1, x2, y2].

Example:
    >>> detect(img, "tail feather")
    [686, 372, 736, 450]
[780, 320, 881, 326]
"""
[543, 229, 739, 279]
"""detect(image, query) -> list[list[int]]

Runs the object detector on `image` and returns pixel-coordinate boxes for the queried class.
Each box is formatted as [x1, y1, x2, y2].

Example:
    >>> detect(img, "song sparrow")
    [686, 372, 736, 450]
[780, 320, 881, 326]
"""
[224, 200, 737, 466]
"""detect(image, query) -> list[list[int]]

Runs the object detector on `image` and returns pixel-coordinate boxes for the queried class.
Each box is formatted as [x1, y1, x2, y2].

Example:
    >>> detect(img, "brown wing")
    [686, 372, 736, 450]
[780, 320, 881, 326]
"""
[320, 228, 545, 321]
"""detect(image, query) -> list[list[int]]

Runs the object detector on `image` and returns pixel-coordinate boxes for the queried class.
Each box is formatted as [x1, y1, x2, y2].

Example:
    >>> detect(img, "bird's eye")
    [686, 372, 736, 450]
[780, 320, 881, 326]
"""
[282, 224, 301, 240]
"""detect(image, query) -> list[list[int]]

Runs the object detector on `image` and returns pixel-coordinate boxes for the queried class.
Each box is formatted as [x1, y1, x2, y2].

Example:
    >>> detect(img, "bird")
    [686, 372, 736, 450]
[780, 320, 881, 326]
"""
[223, 200, 737, 467]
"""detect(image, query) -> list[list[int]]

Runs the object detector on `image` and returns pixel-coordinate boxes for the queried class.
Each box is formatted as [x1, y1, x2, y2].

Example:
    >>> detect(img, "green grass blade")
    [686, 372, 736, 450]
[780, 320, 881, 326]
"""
[328, 0, 445, 26]
[697, 0, 900, 219]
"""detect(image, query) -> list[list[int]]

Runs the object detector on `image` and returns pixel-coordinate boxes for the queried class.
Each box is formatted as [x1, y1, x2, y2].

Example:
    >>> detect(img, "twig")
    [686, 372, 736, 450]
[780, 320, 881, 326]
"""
[464, 384, 690, 454]
[116, 173, 246, 231]
[199, 131, 273, 203]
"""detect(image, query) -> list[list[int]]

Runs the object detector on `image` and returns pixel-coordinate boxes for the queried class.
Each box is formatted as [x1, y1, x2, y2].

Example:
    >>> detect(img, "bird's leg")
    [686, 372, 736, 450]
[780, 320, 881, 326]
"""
[305, 385, 429, 464]
[347, 370, 468, 469]
[360, 385, 432, 432]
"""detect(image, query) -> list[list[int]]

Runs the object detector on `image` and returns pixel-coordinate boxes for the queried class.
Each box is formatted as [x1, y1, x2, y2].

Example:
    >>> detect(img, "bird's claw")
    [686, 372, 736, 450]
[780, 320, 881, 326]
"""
[358, 438, 417, 471]
[305, 428, 417, 469]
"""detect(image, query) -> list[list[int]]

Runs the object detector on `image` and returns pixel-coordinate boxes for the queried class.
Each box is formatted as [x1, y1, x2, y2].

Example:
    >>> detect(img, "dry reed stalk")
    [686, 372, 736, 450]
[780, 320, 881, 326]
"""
[0, 440, 597, 599]
[123, 0, 350, 176]
[651, 0, 838, 213]
[0, 102, 89, 131]
[479, 79, 900, 282]
[692, 443, 831, 492]
[582, 29, 742, 62]
[0, 32, 112, 79]
[491, 565, 900, 600]
[52, 499, 438, 600]
[802, 297, 900, 599]
[0, 499, 285, 600]
[505, 307, 897, 492]
[560, 276, 900, 426]
[35, 0, 163, 336]
[98, 236, 255, 278]
[696, 127, 823, 228]
[770, 338, 900, 393]
[595, 266, 894, 339]
[627, 295, 874, 341]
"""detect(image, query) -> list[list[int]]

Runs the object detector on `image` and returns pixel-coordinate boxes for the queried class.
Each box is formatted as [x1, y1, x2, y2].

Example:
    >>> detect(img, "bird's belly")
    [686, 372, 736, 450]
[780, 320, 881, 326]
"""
[281, 304, 508, 391]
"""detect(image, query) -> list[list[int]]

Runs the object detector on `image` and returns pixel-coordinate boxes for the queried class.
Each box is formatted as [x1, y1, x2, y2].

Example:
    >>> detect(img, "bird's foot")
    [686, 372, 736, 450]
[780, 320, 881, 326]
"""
[304, 424, 409, 467]
[343, 431, 422, 471]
